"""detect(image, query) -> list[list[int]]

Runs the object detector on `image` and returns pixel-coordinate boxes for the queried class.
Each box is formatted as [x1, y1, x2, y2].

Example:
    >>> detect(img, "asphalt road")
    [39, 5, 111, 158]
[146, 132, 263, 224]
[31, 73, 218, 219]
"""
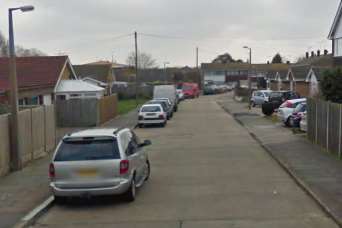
[32, 95, 338, 228]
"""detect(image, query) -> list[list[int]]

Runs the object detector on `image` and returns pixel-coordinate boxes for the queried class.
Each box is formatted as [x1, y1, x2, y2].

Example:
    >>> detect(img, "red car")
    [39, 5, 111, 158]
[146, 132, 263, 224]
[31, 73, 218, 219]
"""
[182, 83, 200, 99]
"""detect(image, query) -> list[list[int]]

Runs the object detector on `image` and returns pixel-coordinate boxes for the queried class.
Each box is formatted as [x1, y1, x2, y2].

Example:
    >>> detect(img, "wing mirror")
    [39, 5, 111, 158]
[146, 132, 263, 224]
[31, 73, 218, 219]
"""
[140, 140, 152, 147]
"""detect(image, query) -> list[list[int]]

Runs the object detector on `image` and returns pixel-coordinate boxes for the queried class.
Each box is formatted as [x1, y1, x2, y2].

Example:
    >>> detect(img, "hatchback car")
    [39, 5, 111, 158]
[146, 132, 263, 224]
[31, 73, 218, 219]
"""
[138, 104, 167, 127]
[49, 128, 152, 203]
[250, 90, 272, 107]
[146, 100, 173, 119]
[277, 98, 306, 126]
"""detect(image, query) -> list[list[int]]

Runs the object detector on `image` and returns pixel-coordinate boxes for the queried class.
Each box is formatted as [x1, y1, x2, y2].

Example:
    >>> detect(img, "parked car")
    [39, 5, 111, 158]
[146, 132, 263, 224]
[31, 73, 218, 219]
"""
[154, 85, 178, 112]
[250, 90, 272, 107]
[300, 112, 307, 132]
[182, 83, 200, 99]
[49, 128, 152, 203]
[203, 84, 216, 95]
[138, 104, 168, 127]
[146, 100, 173, 119]
[288, 103, 307, 128]
[268, 91, 301, 109]
[277, 98, 306, 126]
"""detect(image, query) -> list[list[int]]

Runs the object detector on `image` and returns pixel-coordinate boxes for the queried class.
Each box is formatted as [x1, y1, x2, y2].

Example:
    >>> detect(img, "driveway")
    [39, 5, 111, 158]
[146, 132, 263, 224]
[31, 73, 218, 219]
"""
[32, 95, 338, 228]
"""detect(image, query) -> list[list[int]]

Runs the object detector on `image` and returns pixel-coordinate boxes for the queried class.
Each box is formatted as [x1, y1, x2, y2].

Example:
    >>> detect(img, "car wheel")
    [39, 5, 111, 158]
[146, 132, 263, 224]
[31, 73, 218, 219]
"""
[251, 101, 256, 107]
[161, 121, 166, 127]
[145, 161, 150, 181]
[54, 196, 66, 205]
[138, 124, 144, 128]
[124, 177, 136, 202]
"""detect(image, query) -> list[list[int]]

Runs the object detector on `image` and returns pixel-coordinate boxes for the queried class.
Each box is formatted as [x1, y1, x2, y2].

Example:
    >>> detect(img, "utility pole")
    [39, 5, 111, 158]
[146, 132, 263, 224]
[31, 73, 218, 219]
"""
[243, 46, 252, 109]
[196, 47, 199, 69]
[134, 31, 138, 106]
[8, 5, 34, 171]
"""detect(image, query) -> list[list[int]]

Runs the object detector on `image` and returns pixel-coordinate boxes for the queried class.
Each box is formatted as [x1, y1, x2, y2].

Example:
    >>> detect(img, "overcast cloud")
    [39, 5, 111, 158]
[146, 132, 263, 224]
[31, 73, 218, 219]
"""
[0, 0, 340, 67]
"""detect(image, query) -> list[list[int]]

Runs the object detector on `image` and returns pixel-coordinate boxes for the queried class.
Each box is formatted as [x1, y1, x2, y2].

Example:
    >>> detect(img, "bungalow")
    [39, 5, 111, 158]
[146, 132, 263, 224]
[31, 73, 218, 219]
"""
[268, 70, 288, 91]
[0, 56, 77, 105]
[285, 65, 311, 96]
[305, 67, 330, 97]
[73, 63, 115, 95]
[201, 63, 289, 88]
[55, 80, 105, 100]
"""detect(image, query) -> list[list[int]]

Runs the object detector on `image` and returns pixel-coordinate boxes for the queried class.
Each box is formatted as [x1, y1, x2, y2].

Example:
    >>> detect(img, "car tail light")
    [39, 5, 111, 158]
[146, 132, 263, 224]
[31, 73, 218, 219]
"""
[49, 163, 55, 178]
[159, 114, 165, 119]
[120, 160, 129, 174]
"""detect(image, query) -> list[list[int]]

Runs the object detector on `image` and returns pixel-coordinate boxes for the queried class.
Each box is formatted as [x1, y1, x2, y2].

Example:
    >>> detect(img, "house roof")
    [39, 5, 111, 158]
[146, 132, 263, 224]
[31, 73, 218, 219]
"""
[0, 56, 69, 92]
[297, 54, 334, 67]
[288, 64, 311, 81]
[56, 80, 104, 93]
[201, 63, 290, 72]
[74, 64, 112, 83]
[328, 1, 342, 39]
[309, 67, 331, 81]
[267, 70, 288, 81]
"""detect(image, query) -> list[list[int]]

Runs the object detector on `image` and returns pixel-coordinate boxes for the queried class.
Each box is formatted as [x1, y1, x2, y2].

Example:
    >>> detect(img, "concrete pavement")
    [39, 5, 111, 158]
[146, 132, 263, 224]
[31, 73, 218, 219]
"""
[219, 94, 342, 226]
[0, 109, 139, 228]
[32, 96, 338, 228]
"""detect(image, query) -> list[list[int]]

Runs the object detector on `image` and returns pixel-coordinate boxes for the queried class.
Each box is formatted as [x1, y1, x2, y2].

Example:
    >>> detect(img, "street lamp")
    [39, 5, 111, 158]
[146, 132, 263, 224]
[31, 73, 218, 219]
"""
[163, 62, 170, 84]
[243, 46, 252, 109]
[8, 5, 34, 171]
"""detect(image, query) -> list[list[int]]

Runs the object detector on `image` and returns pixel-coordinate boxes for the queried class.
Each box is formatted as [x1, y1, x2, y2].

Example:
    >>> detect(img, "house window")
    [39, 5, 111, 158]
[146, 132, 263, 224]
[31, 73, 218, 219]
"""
[69, 94, 82, 99]
[334, 38, 342, 57]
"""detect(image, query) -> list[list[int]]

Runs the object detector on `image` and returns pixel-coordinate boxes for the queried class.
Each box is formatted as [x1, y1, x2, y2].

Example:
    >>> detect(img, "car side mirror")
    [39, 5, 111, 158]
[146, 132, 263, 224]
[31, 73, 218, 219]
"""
[140, 140, 152, 147]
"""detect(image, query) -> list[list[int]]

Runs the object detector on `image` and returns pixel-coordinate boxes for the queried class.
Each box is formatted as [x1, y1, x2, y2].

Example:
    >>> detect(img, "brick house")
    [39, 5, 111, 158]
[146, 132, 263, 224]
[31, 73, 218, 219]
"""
[0, 56, 77, 105]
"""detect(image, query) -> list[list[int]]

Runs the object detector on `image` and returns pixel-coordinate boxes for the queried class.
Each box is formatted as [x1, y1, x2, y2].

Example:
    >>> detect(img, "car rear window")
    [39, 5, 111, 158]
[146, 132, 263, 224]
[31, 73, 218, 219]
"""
[141, 106, 161, 112]
[54, 138, 120, 161]
[270, 92, 282, 98]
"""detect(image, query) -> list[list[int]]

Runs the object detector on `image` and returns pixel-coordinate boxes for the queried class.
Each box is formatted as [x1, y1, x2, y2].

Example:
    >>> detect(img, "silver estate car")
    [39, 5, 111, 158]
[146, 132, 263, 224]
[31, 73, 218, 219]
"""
[49, 128, 151, 202]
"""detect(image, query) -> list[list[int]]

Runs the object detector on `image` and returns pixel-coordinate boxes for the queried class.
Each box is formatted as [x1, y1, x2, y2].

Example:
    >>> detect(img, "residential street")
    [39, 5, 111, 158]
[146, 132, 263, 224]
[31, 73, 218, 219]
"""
[31, 95, 338, 228]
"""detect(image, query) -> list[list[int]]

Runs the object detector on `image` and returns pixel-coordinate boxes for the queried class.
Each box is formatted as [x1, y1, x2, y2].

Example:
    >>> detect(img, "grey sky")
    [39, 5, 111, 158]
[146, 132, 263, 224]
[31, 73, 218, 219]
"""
[0, 0, 340, 67]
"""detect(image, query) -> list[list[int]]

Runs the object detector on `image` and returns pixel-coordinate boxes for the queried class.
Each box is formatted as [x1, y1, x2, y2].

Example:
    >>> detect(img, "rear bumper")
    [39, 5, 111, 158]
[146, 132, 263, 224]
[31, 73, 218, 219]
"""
[139, 119, 165, 125]
[50, 179, 131, 197]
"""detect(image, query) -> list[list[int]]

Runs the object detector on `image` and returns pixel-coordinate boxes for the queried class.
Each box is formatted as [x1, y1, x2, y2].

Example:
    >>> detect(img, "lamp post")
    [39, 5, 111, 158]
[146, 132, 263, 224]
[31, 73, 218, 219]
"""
[8, 5, 34, 171]
[163, 62, 170, 84]
[243, 46, 252, 109]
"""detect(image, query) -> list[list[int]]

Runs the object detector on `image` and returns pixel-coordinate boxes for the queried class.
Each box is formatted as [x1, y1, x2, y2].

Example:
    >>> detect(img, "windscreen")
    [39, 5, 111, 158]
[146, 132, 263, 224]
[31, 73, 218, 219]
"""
[54, 138, 120, 161]
[141, 106, 161, 112]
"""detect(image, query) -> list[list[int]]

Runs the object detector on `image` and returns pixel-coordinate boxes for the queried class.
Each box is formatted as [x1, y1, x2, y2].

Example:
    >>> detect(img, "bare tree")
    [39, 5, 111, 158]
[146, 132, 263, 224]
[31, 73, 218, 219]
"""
[0, 30, 46, 57]
[126, 51, 157, 69]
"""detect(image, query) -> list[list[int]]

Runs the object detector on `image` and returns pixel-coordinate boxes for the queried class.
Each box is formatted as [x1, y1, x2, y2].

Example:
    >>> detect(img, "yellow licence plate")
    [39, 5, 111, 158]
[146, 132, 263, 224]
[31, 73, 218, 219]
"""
[77, 169, 98, 177]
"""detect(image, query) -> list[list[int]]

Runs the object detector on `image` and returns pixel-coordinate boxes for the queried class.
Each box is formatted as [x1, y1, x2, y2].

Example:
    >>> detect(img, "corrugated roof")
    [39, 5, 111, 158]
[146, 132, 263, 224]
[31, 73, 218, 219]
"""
[0, 56, 69, 91]
[56, 80, 104, 93]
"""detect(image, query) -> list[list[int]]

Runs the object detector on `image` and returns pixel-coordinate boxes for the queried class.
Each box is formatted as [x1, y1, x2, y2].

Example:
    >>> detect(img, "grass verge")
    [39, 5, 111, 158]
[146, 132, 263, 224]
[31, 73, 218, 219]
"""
[118, 98, 149, 115]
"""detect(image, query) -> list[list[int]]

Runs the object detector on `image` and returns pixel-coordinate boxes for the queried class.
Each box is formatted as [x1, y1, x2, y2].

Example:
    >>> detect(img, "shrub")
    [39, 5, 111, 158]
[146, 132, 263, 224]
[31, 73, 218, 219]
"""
[320, 68, 342, 103]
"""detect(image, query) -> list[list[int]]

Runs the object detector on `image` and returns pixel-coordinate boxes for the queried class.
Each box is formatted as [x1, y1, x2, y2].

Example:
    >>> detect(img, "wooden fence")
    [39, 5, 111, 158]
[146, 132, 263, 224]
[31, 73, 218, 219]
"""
[307, 98, 342, 159]
[56, 94, 118, 127]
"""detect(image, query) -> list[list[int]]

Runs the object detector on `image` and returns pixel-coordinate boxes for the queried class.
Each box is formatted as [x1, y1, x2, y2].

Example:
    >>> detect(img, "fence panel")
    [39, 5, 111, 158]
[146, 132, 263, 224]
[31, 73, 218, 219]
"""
[44, 105, 56, 152]
[0, 114, 10, 176]
[99, 95, 118, 124]
[316, 100, 328, 148]
[56, 99, 99, 127]
[328, 103, 340, 155]
[307, 98, 316, 142]
[31, 107, 46, 159]
[18, 109, 33, 165]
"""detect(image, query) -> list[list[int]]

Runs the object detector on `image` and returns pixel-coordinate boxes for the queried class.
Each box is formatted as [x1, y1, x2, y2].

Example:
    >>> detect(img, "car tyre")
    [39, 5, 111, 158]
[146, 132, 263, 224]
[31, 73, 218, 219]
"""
[161, 121, 167, 127]
[138, 124, 144, 128]
[251, 101, 256, 107]
[124, 177, 136, 202]
[285, 117, 291, 127]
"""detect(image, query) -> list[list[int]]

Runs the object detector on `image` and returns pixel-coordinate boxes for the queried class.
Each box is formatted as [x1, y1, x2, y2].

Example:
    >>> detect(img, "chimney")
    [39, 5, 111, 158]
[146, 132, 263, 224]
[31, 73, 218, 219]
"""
[311, 51, 315, 58]
[305, 52, 309, 59]
[317, 50, 321, 56]
[324, 49, 329, 55]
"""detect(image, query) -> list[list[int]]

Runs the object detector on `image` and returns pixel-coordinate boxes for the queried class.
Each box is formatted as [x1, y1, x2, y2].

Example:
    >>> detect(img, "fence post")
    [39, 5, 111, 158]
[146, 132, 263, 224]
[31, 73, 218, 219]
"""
[326, 102, 329, 152]
[315, 100, 318, 143]
[339, 105, 342, 160]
